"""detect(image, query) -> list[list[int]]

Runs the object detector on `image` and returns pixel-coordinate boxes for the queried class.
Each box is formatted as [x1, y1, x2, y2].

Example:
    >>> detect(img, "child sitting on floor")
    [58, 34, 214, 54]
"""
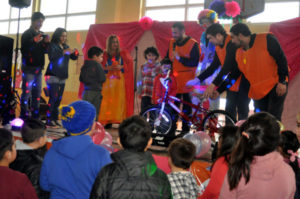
[167, 138, 199, 199]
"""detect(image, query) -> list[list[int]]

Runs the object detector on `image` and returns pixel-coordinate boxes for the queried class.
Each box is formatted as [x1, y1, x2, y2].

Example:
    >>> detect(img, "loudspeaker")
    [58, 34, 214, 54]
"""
[9, 0, 31, 8]
[0, 35, 14, 76]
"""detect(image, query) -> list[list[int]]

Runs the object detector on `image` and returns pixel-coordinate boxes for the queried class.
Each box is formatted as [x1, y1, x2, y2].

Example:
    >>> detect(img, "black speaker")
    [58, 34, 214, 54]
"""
[9, 0, 31, 8]
[0, 35, 14, 76]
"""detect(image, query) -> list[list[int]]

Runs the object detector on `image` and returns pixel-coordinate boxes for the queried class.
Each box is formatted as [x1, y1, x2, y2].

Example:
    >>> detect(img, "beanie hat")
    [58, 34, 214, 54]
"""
[60, 100, 96, 136]
[197, 9, 218, 24]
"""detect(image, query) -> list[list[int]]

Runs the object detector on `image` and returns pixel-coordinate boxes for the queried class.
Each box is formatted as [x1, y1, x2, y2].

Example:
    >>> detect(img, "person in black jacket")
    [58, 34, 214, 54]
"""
[90, 115, 172, 199]
[80, 46, 106, 121]
[45, 28, 78, 127]
[20, 12, 50, 119]
[10, 118, 50, 199]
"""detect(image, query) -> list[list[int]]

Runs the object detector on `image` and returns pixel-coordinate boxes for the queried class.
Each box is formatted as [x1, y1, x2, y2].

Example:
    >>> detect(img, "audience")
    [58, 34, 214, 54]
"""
[220, 112, 296, 199]
[40, 100, 112, 199]
[10, 118, 50, 199]
[0, 128, 38, 199]
[90, 115, 172, 199]
[167, 138, 199, 199]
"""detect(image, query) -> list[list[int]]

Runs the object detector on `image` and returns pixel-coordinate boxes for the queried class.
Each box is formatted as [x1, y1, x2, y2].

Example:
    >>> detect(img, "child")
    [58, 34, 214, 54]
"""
[0, 128, 38, 199]
[10, 118, 49, 199]
[80, 46, 106, 121]
[220, 112, 296, 199]
[139, 46, 161, 113]
[40, 100, 112, 199]
[279, 130, 300, 199]
[167, 138, 199, 199]
[152, 58, 177, 105]
[90, 115, 172, 199]
[200, 126, 240, 199]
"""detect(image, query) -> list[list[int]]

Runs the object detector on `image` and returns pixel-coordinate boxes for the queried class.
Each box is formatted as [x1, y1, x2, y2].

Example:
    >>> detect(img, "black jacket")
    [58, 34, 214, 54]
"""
[80, 60, 106, 91]
[10, 144, 50, 199]
[90, 150, 172, 199]
[21, 27, 48, 72]
[45, 43, 78, 79]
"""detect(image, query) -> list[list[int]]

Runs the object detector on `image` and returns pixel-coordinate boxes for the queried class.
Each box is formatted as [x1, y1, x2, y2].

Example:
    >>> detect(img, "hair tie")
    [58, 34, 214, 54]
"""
[242, 131, 249, 139]
[287, 150, 298, 162]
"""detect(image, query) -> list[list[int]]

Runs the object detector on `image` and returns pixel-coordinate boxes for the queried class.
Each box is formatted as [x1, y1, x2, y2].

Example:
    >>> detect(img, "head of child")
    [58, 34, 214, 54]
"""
[228, 112, 280, 190]
[88, 46, 104, 64]
[217, 126, 240, 163]
[0, 128, 16, 166]
[21, 118, 47, 149]
[279, 130, 299, 173]
[144, 47, 159, 64]
[118, 115, 152, 152]
[60, 100, 96, 136]
[168, 138, 196, 171]
[160, 58, 172, 75]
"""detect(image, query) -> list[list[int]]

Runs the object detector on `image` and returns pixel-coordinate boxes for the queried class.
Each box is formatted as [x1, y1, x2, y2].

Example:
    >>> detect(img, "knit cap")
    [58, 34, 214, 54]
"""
[60, 100, 96, 136]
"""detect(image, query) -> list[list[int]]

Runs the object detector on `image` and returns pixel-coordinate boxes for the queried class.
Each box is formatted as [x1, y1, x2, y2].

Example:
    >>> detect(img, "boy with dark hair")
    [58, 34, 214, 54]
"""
[10, 118, 49, 199]
[90, 115, 172, 199]
[167, 138, 199, 199]
[40, 100, 112, 199]
[139, 46, 161, 113]
[21, 12, 49, 119]
[0, 128, 38, 199]
[80, 46, 106, 121]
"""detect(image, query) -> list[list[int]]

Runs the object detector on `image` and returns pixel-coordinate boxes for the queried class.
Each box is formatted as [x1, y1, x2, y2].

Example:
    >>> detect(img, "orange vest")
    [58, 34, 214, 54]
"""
[169, 38, 198, 93]
[215, 35, 241, 92]
[236, 33, 279, 100]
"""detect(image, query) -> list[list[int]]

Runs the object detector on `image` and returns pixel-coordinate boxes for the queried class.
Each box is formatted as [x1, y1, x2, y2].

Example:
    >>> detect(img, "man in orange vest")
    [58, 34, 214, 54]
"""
[166, 22, 200, 133]
[187, 23, 250, 121]
[214, 23, 288, 121]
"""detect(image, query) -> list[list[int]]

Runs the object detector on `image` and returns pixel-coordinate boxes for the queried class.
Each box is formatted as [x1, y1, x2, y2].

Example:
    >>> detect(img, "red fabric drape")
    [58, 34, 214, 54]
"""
[269, 17, 300, 82]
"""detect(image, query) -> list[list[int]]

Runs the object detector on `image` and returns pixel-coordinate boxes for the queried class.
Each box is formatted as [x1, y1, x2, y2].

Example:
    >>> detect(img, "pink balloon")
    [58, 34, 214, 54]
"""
[183, 131, 211, 158]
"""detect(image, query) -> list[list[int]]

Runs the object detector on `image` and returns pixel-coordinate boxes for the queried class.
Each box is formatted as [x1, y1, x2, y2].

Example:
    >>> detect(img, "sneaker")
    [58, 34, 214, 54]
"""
[46, 120, 59, 128]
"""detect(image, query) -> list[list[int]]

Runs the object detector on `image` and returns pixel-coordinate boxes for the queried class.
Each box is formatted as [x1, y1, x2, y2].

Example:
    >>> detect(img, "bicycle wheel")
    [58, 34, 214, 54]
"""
[202, 110, 236, 134]
[141, 106, 176, 136]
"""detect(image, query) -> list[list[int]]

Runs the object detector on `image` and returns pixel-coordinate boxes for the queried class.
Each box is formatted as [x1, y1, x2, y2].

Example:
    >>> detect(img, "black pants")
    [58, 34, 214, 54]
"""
[47, 83, 65, 121]
[175, 93, 192, 132]
[225, 75, 250, 121]
[140, 96, 152, 114]
[254, 84, 287, 121]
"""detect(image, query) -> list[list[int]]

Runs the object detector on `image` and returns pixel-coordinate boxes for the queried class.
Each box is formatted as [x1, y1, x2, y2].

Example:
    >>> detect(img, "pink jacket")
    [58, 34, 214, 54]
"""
[219, 151, 296, 199]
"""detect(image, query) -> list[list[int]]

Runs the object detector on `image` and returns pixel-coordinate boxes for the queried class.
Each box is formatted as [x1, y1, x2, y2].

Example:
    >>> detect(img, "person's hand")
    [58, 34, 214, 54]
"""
[210, 90, 220, 100]
[276, 82, 287, 96]
[204, 84, 216, 98]
[34, 34, 43, 43]
[174, 52, 180, 60]
[186, 78, 200, 88]
[63, 48, 73, 55]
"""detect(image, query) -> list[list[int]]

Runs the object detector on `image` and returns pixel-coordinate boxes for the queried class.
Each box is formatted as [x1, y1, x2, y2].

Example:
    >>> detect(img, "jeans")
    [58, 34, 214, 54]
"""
[20, 71, 42, 119]
[46, 76, 66, 122]
[140, 96, 152, 114]
[83, 90, 102, 121]
[254, 84, 287, 121]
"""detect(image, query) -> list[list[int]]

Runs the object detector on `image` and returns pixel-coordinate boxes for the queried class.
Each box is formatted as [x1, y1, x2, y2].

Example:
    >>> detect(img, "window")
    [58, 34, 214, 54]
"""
[145, 0, 205, 21]
[40, 0, 97, 32]
[0, 1, 32, 34]
[247, 1, 299, 23]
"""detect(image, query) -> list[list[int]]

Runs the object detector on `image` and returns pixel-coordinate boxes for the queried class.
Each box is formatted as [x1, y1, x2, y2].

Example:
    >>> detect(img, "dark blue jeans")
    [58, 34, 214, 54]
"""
[20, 72, 42, 119]
[47, 82, 65, 122]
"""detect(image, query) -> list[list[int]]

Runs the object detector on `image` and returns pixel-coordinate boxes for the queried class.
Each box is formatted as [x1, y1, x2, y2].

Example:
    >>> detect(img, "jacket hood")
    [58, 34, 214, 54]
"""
[250, 151, 284, 181]
[52, 135, 94, 159]
[111, 150, 158, 177]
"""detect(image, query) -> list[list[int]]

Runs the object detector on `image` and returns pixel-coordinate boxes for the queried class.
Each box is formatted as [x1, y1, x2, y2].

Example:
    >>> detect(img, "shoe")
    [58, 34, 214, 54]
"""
[46, 120, 59, 128]
[104, 123, 112, 129]
[54, 120, 62, 127]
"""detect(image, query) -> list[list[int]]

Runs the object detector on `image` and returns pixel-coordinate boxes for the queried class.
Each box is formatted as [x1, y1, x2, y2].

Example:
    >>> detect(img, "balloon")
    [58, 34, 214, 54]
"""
[235, 120, 246, 127]
[91, 122, 112, 146]
[139, 16, 153, 31]
[183, 131, 211, 158]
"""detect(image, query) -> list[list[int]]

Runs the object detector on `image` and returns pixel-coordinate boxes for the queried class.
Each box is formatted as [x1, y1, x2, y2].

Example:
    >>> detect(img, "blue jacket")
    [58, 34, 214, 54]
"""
[40, 135, 112, 199]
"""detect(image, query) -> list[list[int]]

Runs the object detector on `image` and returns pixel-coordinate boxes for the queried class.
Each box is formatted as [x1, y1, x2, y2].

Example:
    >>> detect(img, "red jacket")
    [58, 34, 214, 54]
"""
[152, 73, 177, 104]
